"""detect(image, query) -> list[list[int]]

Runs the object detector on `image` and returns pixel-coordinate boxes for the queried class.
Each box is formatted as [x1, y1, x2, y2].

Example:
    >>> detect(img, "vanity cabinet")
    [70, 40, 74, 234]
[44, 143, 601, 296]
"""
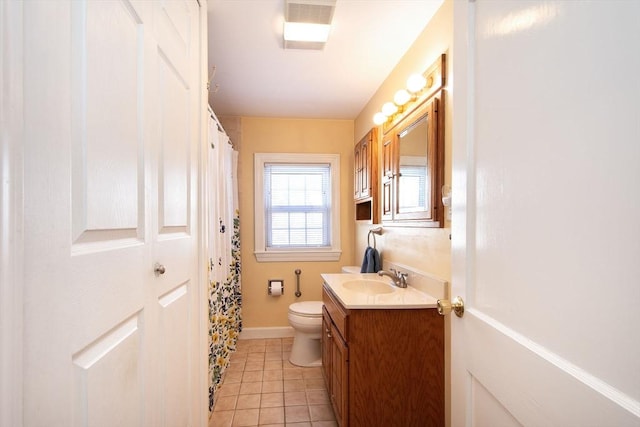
[354, 128, 379, 223]
[322, 283, 444, 427]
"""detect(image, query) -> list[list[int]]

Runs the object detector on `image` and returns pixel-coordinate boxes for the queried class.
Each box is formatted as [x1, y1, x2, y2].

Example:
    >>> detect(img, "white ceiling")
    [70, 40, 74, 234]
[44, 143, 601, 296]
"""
[207, 0, 444, 120]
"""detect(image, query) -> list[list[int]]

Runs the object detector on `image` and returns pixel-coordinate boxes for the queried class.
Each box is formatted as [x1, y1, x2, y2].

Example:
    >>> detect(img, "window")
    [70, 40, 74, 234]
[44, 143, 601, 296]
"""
[399, 163, 427, 210]
[254, 153, 341, 262]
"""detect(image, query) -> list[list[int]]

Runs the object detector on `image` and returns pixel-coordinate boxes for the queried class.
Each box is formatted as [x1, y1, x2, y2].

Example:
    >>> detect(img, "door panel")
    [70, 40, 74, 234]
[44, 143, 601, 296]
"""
[72, 0, 144, 246]
[82, 0, 141, 233]
[471, 379, 520, 427]
[158, 283, 190, 426]
[451, 1, 640, 425]
[72, 314, 142, 427]
[158, 52, 191, 232]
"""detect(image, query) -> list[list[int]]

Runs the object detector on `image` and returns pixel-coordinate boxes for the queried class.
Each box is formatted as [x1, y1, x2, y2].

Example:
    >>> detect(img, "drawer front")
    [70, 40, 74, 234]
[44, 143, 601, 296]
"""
[322, 283, 348, 340]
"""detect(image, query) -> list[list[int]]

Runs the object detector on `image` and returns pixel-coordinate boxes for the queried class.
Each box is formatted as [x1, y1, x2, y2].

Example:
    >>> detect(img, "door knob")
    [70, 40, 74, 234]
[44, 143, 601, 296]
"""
[437, 296, 464, 318]
[154, 263, 166, 275]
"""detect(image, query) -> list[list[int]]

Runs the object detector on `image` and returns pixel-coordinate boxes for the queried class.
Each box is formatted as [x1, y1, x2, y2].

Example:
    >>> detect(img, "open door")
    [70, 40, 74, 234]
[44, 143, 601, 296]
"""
[450, 1, 640, 425]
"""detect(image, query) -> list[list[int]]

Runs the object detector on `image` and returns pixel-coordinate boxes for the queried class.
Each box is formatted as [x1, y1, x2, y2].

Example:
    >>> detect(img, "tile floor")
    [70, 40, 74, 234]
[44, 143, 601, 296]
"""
[209, 337, 337, 427]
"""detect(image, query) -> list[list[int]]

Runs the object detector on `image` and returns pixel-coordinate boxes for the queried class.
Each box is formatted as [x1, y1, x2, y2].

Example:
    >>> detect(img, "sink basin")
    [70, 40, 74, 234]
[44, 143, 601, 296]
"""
[342, 280, 395, 295]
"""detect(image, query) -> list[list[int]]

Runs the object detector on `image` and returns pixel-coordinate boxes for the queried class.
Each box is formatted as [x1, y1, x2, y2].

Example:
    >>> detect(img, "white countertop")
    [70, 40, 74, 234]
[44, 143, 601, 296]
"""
[321, 273, 439, 309]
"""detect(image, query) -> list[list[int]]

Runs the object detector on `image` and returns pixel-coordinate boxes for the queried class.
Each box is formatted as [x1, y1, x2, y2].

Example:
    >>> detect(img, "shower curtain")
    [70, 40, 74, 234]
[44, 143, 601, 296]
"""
[208, 115, 242, 412]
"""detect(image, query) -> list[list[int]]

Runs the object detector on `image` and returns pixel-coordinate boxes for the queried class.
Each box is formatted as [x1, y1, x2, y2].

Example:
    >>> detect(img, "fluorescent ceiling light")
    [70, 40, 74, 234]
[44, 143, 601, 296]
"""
[283, 22, 331, 42]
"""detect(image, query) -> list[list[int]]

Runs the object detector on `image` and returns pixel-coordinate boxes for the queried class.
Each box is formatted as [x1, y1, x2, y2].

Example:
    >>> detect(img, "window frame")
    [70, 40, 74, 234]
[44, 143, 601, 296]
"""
[254, 153, 341, 262]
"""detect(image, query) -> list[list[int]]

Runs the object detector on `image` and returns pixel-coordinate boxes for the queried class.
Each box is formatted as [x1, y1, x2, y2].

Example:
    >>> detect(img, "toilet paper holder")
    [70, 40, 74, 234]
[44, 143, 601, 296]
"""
[268, 279, 284, 296]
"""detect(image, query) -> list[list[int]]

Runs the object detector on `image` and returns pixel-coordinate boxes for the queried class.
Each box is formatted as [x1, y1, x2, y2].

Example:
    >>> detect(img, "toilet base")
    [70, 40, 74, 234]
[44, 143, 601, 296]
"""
[289, 333, 322, 367]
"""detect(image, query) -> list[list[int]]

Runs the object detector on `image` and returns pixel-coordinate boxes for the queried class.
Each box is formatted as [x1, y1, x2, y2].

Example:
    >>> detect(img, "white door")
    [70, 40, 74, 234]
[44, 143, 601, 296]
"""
[451, 1, 640, 426]
[22, 1, 205, 426]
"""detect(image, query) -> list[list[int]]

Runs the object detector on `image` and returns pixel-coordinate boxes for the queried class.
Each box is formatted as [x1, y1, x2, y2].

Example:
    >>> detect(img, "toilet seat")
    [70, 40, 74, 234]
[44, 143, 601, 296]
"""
[289, 301, 323, 318]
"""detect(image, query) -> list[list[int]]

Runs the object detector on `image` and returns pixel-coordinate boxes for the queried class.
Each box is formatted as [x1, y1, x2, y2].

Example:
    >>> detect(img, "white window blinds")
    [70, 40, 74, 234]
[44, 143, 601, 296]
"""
[263, 163, 331, 248]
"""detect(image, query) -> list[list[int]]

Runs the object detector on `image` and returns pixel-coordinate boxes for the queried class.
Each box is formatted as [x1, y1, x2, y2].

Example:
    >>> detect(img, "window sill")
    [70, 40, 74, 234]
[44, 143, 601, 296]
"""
[254, 250, 342, 262]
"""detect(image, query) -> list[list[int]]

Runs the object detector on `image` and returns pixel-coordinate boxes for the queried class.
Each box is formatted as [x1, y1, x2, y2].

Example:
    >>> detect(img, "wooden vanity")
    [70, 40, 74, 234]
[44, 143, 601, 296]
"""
[321, 277, 444, 426]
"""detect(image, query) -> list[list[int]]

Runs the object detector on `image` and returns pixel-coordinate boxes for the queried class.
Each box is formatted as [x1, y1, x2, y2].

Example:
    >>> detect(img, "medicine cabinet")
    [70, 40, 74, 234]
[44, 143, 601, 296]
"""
[381, 89, 444, 226]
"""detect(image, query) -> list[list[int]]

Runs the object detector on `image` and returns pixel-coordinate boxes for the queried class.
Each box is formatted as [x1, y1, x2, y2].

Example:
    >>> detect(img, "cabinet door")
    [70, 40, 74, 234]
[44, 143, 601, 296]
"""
[321, 310, 332, 389]
[331, 324, 348, 427]
[394, 98, 440, 222]
[381, 135, 394, 221]
[353, 142, 361, 199]
[359, 138, 370, 199]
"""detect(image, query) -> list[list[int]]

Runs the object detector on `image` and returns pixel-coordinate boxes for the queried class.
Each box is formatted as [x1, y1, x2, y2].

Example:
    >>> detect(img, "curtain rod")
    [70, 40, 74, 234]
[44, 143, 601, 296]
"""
[208, 105, 233, 146]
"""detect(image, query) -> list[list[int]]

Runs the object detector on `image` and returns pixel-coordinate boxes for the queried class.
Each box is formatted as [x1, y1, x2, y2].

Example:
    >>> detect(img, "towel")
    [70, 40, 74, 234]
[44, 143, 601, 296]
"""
[360, 246, 381, 273]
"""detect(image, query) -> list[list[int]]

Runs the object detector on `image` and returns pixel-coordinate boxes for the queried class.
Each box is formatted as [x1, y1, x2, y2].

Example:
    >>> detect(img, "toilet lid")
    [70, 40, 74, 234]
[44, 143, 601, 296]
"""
[289, 301, 323, 316]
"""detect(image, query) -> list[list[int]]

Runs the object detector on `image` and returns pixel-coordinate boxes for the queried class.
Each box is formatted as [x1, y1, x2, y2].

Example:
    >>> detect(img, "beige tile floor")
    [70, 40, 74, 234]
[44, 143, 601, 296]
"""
[209, 337, 337, 427]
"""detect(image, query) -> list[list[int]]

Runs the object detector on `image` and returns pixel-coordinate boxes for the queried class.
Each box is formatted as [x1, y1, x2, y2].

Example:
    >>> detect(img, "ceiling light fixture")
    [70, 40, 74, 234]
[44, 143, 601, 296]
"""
[283, 0, 336, 50]
[283, 22, 331, 43]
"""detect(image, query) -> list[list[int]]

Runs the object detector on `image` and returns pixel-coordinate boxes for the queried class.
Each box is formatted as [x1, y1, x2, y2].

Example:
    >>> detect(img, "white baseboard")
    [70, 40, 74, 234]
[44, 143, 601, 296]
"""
[239, 326, 295, 340]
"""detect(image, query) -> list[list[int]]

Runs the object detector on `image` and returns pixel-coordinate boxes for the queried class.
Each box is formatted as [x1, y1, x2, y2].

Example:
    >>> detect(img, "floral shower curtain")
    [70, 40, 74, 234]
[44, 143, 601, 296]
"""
[208, 115, 242, 412]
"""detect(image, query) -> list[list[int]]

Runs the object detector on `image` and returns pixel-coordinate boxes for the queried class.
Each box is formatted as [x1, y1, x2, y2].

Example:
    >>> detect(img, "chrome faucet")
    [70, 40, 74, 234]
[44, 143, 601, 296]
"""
[377, 268, 408, 288]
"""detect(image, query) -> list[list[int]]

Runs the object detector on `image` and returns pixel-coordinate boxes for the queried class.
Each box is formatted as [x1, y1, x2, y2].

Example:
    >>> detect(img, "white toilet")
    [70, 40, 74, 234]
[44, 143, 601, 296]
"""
[288, 301, 323, 367]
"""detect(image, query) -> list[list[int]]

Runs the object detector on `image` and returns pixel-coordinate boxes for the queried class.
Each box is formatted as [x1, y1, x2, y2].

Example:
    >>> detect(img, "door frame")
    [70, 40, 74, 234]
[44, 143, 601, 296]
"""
[196, 0, 210, 424]
[0, 1, 24, 426]
[450, 1, 472, 424]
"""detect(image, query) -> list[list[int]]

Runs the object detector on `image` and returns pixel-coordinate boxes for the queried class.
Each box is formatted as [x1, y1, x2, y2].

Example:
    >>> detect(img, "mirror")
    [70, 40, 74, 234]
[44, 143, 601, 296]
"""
[398, 114, 429, 213]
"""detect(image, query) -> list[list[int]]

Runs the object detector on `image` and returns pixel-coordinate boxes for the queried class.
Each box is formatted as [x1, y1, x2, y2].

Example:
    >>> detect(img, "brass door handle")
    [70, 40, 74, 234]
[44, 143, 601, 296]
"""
[437, 296, 464, 318]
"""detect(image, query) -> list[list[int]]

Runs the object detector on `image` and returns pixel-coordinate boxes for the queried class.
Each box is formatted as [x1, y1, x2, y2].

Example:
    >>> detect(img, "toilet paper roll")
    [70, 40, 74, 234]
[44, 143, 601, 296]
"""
[269, 280, 283, 296]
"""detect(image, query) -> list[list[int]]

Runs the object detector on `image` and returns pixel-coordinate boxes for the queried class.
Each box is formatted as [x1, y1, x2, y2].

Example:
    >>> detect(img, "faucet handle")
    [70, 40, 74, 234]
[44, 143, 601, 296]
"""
[397, 272, 409, 287]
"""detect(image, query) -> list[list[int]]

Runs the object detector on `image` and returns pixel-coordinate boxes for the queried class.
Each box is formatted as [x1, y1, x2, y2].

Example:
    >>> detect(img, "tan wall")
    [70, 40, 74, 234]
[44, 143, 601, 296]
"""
[354, 0, 453, 282]
[237, 117, 355, 327]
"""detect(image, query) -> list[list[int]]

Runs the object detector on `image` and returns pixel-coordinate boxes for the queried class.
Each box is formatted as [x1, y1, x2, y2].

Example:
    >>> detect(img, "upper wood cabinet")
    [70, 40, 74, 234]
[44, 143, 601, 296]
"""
[354, 127, 379, 223]
[381, 93, 444, 226]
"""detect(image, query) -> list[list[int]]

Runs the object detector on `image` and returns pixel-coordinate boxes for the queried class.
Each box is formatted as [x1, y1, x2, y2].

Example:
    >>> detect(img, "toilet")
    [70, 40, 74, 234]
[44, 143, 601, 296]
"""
[288, 301, 323, 367]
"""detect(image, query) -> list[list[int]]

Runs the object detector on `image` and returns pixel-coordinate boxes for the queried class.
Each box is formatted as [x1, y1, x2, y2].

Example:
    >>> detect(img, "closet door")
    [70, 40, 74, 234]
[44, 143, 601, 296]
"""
[22, 1, 205, 426]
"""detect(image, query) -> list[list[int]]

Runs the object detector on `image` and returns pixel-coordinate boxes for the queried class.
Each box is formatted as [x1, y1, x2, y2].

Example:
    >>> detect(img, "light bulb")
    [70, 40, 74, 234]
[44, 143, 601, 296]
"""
[381, 102, 398, 117]
[407, 73, 426, 93]
[373, 112, 387, 125]
[394, 89, 411, 106]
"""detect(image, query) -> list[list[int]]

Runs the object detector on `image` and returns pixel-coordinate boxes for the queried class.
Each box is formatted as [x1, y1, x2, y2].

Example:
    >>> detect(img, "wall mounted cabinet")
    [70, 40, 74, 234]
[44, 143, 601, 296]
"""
[381, 94, 444, 226]
[354, 128, 379, 223]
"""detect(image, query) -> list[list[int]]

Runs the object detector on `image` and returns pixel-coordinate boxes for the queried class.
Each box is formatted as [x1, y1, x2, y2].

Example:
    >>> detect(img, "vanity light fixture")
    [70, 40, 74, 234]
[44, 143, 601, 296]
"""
[373, 112, 387, 125]
[407, 73, 427, 93]
[381, 102, 398, 117]
[393, 89, 412, 106]
[371, 54, 446, 130]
